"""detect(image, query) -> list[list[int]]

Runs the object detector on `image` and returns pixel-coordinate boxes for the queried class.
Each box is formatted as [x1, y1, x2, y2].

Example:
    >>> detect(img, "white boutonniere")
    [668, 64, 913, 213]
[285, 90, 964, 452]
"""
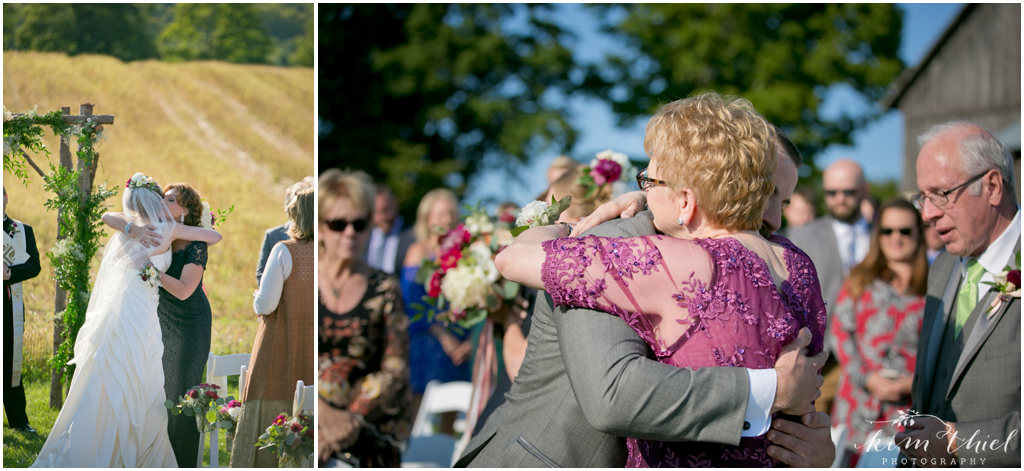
[982, 253, 1021, 318]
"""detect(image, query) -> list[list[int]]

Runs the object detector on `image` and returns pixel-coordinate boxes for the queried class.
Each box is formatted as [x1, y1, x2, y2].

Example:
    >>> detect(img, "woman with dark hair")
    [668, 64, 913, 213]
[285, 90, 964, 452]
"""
[830, 199, 928, 466]
[101, 181, 220, 467]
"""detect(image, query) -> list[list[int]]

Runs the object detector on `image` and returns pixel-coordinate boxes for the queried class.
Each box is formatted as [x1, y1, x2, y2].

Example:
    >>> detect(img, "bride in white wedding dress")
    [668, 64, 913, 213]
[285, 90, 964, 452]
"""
[32, 173, 223, 468]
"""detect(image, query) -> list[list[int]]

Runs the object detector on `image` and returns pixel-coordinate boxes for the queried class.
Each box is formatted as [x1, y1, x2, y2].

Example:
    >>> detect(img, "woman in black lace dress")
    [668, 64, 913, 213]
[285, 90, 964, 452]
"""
[155, 183, 215, 468]
[100, 182, 219, 467]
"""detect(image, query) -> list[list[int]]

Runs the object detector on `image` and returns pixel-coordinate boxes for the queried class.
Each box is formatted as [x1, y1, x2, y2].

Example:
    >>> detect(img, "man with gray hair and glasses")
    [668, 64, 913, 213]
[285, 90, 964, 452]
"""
[897, 121, 1019, 467]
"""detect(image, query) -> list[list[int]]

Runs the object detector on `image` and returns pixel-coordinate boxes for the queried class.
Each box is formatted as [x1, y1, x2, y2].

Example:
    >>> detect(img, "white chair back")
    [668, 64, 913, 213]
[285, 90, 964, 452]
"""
[410, 380, 473, 438]
[200, 352, 250, 468]
[293, 379, 315, 416]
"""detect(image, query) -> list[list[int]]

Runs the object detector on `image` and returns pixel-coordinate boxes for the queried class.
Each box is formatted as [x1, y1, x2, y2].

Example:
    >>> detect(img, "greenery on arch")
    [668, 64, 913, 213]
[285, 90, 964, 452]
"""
[3, 107, 117, 386]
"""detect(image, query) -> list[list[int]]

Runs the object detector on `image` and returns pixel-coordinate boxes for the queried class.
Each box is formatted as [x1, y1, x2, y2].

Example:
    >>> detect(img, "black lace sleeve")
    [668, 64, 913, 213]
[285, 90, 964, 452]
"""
[185, 241, 209, 269]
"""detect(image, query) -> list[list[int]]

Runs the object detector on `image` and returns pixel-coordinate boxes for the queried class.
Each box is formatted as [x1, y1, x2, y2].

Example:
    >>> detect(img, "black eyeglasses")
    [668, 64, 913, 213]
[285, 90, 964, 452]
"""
[879, 227, 914, 237]
[325, 218, 369, 232]
[910, 170, 990, 211]
[824, 189, 857, 198]
[636, 168, 670, 191]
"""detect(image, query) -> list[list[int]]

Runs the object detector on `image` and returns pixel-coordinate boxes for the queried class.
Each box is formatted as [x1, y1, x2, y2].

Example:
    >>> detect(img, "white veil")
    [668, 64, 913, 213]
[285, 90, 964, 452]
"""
[71, 178, 176, 365]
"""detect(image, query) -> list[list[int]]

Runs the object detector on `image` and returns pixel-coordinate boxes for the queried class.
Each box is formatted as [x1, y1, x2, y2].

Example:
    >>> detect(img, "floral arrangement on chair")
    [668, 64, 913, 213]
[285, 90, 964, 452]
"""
[415, 205, 521, 328]
[576, 149, 635, 198]
[255, 412, 314, 467]
[164, 383, 236, 433]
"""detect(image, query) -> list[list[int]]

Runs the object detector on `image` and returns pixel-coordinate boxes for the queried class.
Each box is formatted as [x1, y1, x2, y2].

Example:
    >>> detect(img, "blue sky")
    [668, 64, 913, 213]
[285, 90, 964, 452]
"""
[466, 3, 965, 208]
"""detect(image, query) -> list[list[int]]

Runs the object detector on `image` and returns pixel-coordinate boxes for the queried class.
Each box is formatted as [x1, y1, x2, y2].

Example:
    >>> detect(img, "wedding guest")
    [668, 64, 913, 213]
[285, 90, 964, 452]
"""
[3, 186, 40, 435]
[831, 199, 927, 466]
[782, 185, 817, 231]
[924, 222, 945, 265]
[896, 122, 1019, 467]
[546, 155, 579, 185]
[257, 176, 314, 284]
[230, 183, 315, 468]
[364, 183, 415, 275]
[401, 188, 470, 434]
[317, 169, 412, 467]
[786, 158, 872, 414]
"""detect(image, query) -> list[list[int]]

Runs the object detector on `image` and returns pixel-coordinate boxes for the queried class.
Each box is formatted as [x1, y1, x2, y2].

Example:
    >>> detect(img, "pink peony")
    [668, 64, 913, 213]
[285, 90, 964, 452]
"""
[439, 225, 471, 253]
[438, 246, 463, 271]
[227, 400, 242, 408]
[591, 159, 622, 185]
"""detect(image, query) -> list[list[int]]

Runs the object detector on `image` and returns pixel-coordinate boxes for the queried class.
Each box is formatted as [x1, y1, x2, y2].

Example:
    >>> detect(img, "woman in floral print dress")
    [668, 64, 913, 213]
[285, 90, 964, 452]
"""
[317, 169, 412, 467]
[830, 199, 927, 466]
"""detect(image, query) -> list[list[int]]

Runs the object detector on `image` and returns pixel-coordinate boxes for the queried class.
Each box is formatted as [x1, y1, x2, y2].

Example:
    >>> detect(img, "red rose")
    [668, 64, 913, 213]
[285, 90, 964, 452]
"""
[206, 391, 218, 400]
[1008, 269, 1021, 289]
[427, 270, 443, 298]
[291, 422, 303, 432]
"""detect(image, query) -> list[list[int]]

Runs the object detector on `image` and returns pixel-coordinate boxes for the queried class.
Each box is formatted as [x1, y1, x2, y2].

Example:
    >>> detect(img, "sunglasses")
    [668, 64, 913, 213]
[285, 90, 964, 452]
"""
[325, 218, 369, 232]
[879, 227, 914, 237]
[824, 189, 857, 198]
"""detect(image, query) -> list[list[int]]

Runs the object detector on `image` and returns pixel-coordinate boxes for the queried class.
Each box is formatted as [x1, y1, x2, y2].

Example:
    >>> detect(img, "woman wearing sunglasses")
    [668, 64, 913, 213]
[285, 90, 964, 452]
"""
[230, 180, 316, 468]
[315, 169, 412, 467]
[830, 198, 927, 466]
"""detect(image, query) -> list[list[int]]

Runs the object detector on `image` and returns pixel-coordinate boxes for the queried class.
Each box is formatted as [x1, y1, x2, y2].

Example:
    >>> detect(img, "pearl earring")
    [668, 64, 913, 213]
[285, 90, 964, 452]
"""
[677, 217, 684, 225]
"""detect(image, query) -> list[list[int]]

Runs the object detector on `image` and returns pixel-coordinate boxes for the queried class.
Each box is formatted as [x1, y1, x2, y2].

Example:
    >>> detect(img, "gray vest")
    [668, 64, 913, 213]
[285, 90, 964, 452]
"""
[927, 292, 982, 419]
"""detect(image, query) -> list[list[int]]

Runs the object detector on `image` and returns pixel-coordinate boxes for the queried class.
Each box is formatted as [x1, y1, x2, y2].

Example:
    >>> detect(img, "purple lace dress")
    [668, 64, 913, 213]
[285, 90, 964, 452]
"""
[541, 234, 827, 468]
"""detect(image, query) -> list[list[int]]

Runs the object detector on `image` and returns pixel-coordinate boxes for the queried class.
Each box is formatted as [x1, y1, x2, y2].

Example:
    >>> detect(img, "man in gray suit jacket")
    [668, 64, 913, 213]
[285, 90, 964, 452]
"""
[458, 131, 833, 468]
[895, 122, 1020, 467]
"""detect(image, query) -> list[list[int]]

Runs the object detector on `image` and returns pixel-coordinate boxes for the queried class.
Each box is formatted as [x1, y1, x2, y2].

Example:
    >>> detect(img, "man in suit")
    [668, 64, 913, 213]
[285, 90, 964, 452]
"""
[895, 122, 1019, 467]
[4, 186, 41, 434]
[256, 176, 312, 284]
[458, 127, 834, 468]
[363, 184, 415, 275]
[786, 158, 871, 414]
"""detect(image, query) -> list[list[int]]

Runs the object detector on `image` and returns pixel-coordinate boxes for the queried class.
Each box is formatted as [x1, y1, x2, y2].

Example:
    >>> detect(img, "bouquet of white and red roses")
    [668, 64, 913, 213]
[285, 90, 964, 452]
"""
[415, 205, 523, 328]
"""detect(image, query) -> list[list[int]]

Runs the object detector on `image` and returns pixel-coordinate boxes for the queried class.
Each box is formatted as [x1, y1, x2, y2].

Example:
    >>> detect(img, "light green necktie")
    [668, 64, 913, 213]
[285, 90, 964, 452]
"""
[954, 259, 985, 339]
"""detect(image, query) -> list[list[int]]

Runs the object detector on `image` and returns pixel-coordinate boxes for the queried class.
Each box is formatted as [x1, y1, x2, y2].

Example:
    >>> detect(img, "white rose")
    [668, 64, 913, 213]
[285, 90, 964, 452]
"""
[228, 407, 241, 420]
[470, 242, 500, 284]
[515, 200, 550, 228]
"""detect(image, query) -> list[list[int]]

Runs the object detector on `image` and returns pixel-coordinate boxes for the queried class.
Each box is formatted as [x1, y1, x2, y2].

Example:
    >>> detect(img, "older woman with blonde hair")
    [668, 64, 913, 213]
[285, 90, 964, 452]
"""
[230, 181, 315, 468]
[400, 188, 472, 433]
[494, 92, 828, 467]
[316, 169, 412, 467]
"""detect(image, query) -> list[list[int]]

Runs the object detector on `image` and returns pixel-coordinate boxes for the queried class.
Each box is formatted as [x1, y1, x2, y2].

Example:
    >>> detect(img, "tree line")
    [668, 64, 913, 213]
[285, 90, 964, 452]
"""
[2, 3, 313, 67]
[318, 4, 905, 219]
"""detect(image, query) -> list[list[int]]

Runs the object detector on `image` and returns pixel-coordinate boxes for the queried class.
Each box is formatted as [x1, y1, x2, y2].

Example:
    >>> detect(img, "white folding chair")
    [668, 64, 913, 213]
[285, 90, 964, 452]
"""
[293, 379, 315, 416]
[409, 380, 473, 438]
[200, 352, 250, 468]
[857, 434, 899, 468]
[401, 380, 473, 467]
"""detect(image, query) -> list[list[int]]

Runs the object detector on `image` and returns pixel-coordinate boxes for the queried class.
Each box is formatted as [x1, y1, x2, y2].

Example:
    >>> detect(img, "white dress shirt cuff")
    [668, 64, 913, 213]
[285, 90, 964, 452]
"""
[743, 368, 777, 437]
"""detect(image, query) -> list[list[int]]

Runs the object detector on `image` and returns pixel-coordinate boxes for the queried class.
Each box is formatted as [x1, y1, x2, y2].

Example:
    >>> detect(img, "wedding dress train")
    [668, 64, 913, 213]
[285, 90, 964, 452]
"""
[32, 248, 177, 468]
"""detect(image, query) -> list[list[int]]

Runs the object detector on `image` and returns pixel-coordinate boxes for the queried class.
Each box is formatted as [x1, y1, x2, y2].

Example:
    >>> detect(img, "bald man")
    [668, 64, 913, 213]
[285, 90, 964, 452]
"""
[786, 158, 871, 414]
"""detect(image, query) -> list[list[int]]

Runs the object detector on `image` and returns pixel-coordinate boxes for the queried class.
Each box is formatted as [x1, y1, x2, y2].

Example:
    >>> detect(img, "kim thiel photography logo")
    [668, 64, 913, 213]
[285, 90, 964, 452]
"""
[855, 410, 1018, 467]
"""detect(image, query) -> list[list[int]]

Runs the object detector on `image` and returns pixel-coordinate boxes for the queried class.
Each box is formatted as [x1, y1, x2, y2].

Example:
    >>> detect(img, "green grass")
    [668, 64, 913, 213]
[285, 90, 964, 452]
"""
[3, 376, 241, 467]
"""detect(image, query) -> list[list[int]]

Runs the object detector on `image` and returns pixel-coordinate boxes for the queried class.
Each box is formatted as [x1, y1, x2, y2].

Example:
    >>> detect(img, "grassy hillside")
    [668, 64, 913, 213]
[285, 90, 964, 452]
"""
[3, 51, 314, 375]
